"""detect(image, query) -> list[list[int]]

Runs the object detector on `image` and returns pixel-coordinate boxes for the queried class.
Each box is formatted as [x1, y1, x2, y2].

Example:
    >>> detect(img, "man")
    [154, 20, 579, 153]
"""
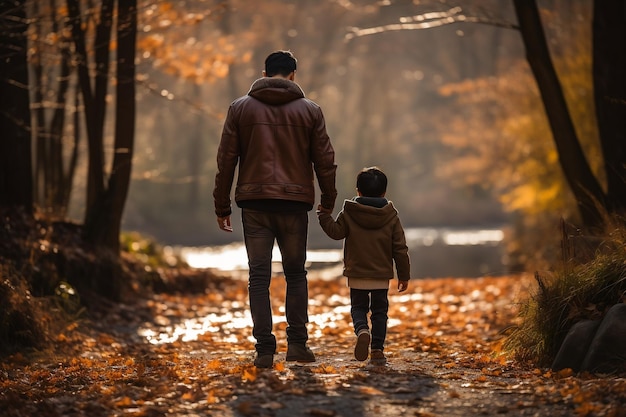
[213, 50, 337, 368]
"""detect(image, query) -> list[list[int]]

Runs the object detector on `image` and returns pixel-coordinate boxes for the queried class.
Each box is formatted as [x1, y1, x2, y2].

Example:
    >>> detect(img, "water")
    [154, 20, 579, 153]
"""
[142, 227, 507, 345]
[174, 227, 507, 279]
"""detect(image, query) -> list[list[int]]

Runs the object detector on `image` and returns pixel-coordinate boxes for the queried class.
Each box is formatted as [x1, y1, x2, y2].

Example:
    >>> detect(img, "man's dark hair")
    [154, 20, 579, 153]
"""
[356, 167, 387, 197]
[265, 50, 297, 77]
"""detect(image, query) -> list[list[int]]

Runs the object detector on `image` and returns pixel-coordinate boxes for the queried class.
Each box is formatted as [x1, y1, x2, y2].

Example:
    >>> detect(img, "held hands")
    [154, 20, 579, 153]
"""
[316, 204, 332, 215]
[217, 215, 233, 232]
[398, 280, 409, 292]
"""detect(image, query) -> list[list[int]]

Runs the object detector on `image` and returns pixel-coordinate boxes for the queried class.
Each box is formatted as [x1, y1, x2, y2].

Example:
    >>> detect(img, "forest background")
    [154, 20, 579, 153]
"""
[2, 2, 626, 411]
[124, 0, 588, 269]
[1, 0, 609, 273]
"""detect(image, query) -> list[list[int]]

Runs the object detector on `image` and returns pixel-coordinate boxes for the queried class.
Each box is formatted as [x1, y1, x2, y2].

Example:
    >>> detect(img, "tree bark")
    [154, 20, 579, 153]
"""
[107, 0, 137, 252]
[0, 0, 33, 211]
[592, 1, 626, 215]
[513, 0, 605, 228]
[86, 0, 137, 252]
[67, 0, 114, 227]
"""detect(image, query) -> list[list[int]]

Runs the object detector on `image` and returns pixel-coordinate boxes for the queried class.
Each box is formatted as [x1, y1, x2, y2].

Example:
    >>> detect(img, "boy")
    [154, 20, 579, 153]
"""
[317, 167, 410, 365]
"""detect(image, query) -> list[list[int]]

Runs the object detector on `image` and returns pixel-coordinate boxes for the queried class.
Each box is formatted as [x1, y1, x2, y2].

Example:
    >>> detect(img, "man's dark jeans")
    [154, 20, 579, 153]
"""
[350, 288, 389, 351]
[242, 209, 309, 355]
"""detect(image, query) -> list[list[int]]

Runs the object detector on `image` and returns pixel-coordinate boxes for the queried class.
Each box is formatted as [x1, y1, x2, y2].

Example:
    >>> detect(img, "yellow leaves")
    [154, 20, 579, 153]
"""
[435, 29, 599, 224]
[500, 181, 562, 215]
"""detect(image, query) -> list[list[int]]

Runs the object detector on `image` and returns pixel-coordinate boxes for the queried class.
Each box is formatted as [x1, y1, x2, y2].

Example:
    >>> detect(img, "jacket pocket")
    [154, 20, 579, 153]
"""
[238, 184, 262, 193]
[284, 184, 305, 194]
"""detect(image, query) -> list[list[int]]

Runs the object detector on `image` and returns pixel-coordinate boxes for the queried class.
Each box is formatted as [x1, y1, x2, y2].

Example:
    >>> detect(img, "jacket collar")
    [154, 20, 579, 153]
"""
[248, 77, 305, 105]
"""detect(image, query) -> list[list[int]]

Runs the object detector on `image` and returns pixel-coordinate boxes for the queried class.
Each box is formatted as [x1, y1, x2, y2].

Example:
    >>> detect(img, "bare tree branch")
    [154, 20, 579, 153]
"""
[345, 6, 518, 41]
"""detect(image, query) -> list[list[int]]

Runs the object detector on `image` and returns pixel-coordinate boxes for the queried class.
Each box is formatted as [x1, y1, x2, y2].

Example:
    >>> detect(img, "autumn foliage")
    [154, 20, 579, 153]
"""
[2, 261, 625, 416]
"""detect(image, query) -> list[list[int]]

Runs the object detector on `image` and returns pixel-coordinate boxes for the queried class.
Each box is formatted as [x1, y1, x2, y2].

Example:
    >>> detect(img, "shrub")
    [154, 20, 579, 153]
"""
[504, 218, 626, 366]
[0, 264, 48, 353]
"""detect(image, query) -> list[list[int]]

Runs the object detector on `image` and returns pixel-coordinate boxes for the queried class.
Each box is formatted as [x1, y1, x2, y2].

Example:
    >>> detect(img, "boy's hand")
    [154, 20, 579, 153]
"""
[398, 280, 409, 292]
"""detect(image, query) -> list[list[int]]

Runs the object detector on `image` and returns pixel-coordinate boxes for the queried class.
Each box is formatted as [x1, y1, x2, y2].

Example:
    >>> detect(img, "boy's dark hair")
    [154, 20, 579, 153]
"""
[356, 167, 387, 197]
[265, 50, 297, 77]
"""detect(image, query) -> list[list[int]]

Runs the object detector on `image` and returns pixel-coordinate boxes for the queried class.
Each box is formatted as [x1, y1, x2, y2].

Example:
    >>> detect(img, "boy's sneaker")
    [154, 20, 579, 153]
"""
[354, 329, 371, 361]
[370, 349, 386, 366]
[286, 344, 316, 362]
[254, 354, 274, 369]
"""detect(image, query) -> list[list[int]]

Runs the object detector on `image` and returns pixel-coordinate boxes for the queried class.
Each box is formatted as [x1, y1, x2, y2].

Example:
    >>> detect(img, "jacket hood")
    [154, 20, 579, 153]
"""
[343, 198, 398, 229]
[248, 77, 305, 105]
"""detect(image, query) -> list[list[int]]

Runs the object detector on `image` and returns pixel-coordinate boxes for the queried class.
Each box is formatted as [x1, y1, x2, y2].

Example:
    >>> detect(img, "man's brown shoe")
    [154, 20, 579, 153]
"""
[286, 344, 316, 362]
[370, 349, 386, 366]
[254, 354, 274, 368]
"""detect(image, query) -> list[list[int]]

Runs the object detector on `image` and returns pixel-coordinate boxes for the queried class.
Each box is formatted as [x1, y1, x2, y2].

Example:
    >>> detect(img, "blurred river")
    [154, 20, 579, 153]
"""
[174, 227, 507, 279]
[140, 227, 507, 345]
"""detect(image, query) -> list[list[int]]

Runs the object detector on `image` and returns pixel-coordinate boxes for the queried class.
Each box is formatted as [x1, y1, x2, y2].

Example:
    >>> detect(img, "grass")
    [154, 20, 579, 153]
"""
[504, 218, 626, 367]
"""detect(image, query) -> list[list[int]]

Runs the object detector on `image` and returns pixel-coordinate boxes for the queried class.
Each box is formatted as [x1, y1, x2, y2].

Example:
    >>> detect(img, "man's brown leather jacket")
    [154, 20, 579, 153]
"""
[213, 77, 337, 217]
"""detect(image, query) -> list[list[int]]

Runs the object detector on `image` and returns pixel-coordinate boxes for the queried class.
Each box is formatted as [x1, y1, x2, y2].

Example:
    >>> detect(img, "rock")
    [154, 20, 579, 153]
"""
[580, 303, 626, 374]
[551, 319, 600, 372]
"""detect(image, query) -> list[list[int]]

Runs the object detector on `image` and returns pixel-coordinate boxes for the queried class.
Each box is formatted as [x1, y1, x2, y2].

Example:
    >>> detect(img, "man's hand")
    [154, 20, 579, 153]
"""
[398, 280, 409, 292]
[217, 215, 233, 232]
[316, 204, 332, 215]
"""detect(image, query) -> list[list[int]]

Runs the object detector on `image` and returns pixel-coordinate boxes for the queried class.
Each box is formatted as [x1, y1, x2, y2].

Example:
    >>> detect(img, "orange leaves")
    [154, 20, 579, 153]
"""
[206, 359, 222, 370]
[241, 366, 257, 382]
[2, 273, 624, 417]
[311, 364, 338, 374]
[113, 396, 134, 407]
[137, 2, 242, 84]
[357, 386, 385, 396]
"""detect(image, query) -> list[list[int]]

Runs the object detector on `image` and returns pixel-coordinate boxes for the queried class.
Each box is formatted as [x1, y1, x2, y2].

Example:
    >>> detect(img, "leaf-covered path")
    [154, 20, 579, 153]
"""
[1, 272, 624, 416]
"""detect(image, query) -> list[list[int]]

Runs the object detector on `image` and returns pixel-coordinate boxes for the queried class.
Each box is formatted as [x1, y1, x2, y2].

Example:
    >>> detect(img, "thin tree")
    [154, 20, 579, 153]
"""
[66, 0, 137, 252]
[31, 0, 79, 217]
[512, 0, 605, 228]
[0, 0, 33, 212]
[592, 0, 626, 216]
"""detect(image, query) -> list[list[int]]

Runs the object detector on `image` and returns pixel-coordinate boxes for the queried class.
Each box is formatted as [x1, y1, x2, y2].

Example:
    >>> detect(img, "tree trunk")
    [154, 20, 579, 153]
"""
[67, 0, 112, 228]
[0, 0, 33, 211]
[32, 0, 49, 207]
[592, 1, 626, 215]
[107, 0, 137, 252]
[513, 0, 605, 229]
[87, 0, 137, 253]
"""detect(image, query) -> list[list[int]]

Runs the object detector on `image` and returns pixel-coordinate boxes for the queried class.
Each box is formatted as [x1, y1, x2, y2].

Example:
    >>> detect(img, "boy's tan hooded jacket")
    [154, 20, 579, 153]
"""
[318, 198, 410, 282]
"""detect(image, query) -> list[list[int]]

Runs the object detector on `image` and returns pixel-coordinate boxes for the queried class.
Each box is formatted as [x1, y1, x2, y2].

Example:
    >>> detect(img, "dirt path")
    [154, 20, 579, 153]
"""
[1, 274, 624, 416]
